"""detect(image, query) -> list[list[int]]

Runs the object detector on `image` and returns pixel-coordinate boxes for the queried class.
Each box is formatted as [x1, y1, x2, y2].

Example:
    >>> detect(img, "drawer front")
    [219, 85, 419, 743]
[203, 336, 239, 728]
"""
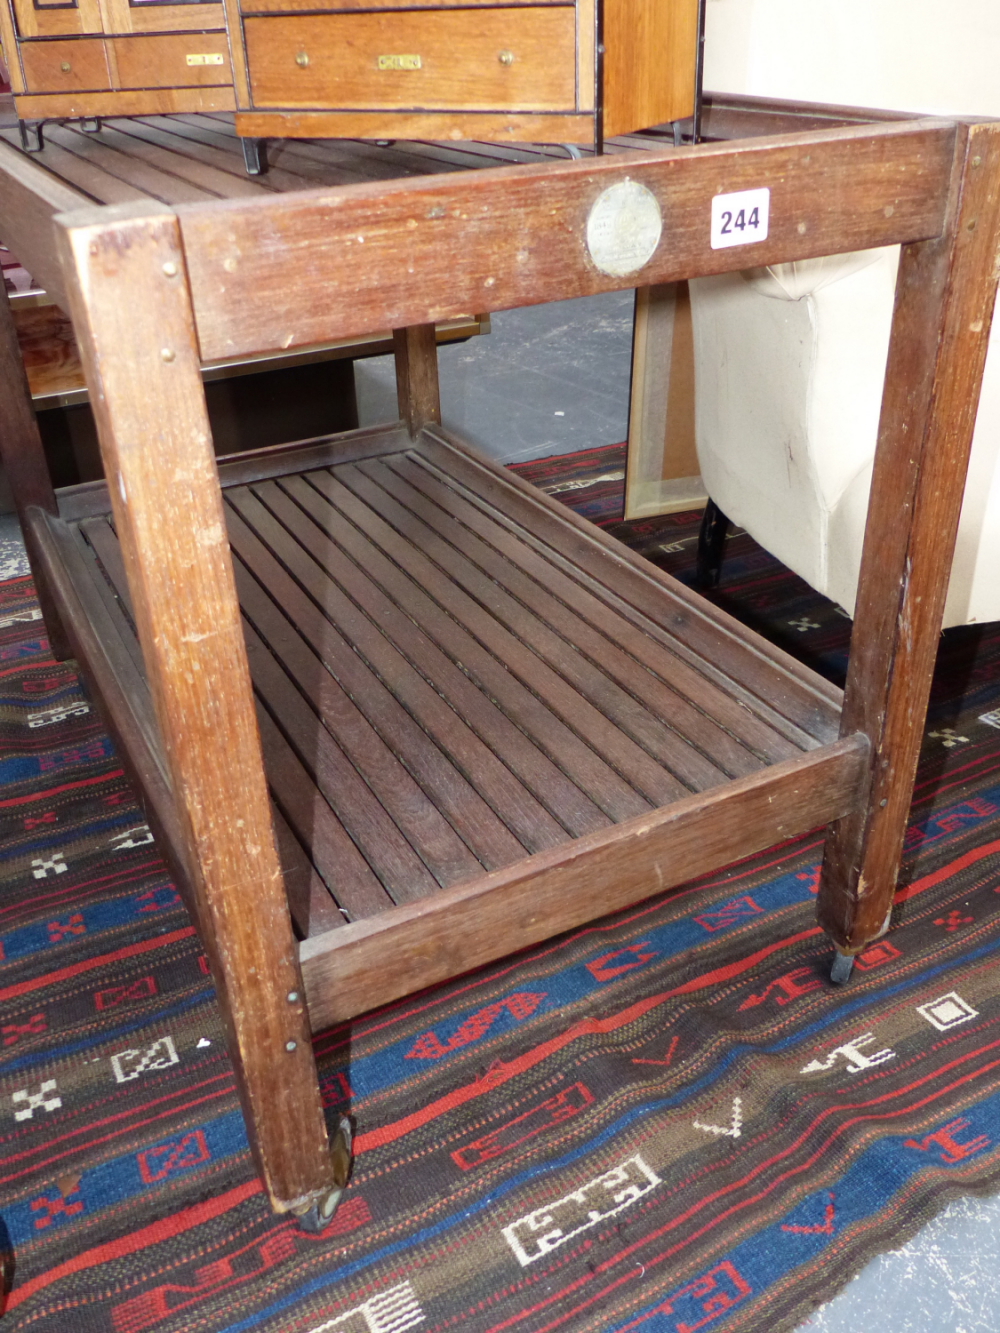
[113, 32, 232, 88]
[245, 9, 576, 112]
[20, 37, 111, 92]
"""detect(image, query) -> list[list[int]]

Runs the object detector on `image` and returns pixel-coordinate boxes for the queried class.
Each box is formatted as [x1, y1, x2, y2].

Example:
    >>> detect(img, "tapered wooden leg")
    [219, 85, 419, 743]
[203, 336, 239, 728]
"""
[393, 323, 441, 437]
[0, 284, 72, 659]
[55, 205, 340, 1216]
[818, 122, 1000, 954]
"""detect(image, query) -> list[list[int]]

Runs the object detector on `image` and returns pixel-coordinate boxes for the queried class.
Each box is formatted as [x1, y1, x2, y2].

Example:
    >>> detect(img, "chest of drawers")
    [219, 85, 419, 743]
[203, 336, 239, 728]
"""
[0, 0, 235, 146]
[225, 0, 698, 147]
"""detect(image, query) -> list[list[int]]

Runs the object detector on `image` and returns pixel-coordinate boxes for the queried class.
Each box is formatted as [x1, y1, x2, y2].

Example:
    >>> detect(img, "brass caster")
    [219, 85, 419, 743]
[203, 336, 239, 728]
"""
[830, 951, 855, 986]
[292, 1115, 353, 1234]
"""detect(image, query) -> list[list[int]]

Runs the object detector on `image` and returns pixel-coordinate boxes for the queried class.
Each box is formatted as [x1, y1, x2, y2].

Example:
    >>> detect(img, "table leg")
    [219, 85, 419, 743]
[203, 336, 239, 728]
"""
[0, 283, 72, 658]
[55, 205, 341, 1217]
[394, 322, 441, 437]
[818, 122, 1000, 955]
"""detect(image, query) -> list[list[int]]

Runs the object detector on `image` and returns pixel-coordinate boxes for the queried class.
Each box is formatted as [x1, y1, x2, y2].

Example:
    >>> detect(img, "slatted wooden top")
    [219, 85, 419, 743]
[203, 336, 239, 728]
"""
[0, 109, 584, 305]
[0, 93, 897, 314]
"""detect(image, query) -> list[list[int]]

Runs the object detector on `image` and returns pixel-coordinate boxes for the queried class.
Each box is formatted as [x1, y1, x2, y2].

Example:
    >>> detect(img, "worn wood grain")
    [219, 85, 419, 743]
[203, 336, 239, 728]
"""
[20, 38, 112, 95]
[236, 474, 613, 844]
[244, 9, 576, 112]
[11, 86, 236, 121]
[54, 202, 337, 1214]
[301, 735, 868, 1028]
[178, 120, 957, 360]
[416, 429, 842, 744]
[0, 287, 70, 656]
[0, 140, 83, 311]
[0, 0, 26, 92]
[603, 0, 697, 139]
[235, 108, 596, 143]
[818, 120, 1000, 951]
[393, 323, 440, 437]
[111, 33, 232, 92]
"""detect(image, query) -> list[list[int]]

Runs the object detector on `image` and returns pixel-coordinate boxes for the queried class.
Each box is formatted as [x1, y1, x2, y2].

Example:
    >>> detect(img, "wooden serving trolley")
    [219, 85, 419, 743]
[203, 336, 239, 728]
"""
[0, 104, 998, 1227]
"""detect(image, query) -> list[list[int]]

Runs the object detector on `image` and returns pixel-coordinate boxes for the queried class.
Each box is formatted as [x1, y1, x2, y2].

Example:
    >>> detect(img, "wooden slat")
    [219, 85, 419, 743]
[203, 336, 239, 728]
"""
[0, 126, 151, 207]
[226, 496, 557, 865]
[238, 564, 517, 885]
[78, 474, 347, 937]
[81, 498, 445, 912]
[177, 120, 958, 360]
[302, 464, 693, 806]
[173, 113, 444, 186]
[79, 120, 271, 200]
[375, 452, 801, 767]
[228, 478, 613, 843]
[241, 614, 466, 899]
[255, 704, 394, 923]
[300, 735, 869, 1028]
[415, 430, 840, 744]
[339, 459, 746, 789]
[819, 120, 1000, 951]
[262, 470, 652, 824]
[42, 122, 223, 205]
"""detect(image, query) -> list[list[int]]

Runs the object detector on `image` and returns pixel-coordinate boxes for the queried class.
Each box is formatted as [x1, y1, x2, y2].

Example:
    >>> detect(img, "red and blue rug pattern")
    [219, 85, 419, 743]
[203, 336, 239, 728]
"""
[3, 444, 1000, 1332]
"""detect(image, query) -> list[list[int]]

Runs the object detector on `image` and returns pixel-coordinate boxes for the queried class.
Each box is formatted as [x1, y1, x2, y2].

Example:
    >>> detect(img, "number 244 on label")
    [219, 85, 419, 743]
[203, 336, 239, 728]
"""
[710, 187, 770, 250]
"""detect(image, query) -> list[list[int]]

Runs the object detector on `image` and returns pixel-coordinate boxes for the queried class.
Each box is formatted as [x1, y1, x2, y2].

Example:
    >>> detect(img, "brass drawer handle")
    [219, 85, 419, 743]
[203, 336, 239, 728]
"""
[186, 53, 225, 66]
[498, 49, 515, 65]
[295, 50, 310, 67]
[378, 53, 422, 70]
[60, 60, 72, 72]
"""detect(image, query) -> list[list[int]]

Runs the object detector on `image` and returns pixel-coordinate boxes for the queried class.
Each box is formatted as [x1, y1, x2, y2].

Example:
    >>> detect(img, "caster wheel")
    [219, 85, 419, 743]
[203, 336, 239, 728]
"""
[830, 951, 855, 985]
[292, 1115, 353, 1234]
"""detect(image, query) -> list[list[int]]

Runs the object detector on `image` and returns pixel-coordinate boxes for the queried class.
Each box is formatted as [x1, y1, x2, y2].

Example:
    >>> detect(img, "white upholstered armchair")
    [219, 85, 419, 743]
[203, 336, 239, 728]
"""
[693, 0, 1000, 626]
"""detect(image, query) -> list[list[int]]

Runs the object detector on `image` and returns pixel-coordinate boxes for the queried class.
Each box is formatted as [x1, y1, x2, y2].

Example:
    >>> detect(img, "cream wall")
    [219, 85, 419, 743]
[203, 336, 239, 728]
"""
[703, 0, 1000, 117]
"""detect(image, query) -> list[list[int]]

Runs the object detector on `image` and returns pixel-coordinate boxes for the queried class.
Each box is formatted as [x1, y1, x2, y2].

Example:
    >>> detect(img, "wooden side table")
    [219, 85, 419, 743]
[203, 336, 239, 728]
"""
[0, 101, 997, 1229]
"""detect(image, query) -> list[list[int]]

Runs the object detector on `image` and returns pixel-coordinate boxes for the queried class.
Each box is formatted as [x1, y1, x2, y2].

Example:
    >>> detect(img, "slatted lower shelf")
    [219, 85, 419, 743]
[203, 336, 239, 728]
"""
[41, 423, 864, 1023]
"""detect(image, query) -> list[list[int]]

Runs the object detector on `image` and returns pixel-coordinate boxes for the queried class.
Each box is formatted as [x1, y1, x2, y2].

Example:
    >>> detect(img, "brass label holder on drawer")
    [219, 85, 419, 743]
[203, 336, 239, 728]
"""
[377, 54, 422, 70]
[187, 53, 225, 66]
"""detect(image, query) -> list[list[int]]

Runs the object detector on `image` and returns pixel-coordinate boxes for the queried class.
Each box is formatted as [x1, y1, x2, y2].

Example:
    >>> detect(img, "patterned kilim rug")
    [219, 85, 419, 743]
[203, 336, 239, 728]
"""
[4, 442, 1000, 1333]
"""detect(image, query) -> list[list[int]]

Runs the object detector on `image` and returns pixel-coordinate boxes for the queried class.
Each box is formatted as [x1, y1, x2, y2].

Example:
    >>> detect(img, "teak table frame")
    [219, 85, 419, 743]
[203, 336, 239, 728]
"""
[1, 109, 999, 1221]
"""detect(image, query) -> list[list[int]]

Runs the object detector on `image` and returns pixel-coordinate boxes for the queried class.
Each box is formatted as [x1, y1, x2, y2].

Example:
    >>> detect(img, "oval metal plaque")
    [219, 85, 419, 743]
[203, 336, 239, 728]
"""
[586, 180, 662, 277]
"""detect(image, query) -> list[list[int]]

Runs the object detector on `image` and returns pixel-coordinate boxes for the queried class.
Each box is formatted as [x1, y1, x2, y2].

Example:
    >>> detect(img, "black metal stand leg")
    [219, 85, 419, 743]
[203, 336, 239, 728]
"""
[79, 119, 102, 134]
[695, 498, 731, 589]
[18, 121, 44, 153]
[241, 137, 268, 177]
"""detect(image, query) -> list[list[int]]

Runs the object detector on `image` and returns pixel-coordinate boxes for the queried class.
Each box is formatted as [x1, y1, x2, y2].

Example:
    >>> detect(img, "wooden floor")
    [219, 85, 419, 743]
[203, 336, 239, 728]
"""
[56, 423, 844, 940]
